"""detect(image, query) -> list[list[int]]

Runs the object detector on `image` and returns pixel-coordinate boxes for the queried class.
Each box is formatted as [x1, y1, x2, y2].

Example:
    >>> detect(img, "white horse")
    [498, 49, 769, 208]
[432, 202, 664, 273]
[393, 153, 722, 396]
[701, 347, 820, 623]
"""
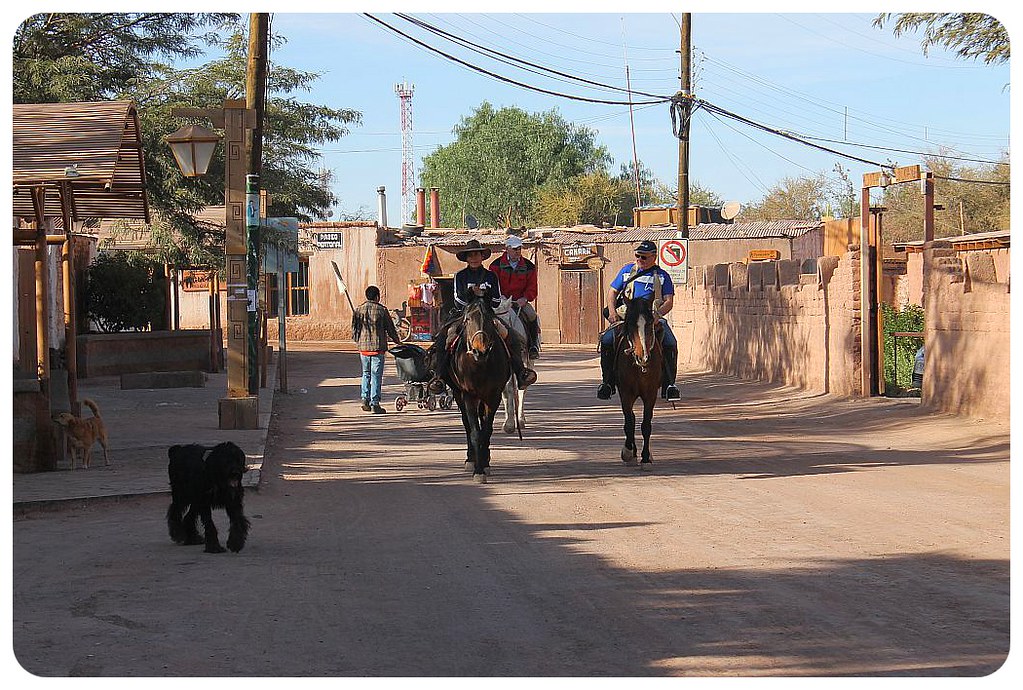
[494, 296, 532, 435]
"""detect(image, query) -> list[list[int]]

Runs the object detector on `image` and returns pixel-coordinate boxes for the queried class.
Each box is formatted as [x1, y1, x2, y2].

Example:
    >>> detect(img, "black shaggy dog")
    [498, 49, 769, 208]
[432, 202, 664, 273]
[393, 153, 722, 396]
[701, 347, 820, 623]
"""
[166, 442, 251, 553]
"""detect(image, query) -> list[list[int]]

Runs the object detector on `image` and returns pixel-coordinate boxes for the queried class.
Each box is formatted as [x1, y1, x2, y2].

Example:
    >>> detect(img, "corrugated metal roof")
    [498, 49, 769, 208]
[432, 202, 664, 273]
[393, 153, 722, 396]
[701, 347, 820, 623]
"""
[12, 100, 150, 222]
[388, 220, 820, 247]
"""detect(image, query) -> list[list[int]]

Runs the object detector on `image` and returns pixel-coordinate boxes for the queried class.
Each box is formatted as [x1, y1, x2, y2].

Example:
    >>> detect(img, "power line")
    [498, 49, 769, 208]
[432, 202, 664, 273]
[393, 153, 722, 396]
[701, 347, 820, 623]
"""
[362, 13, 670, 107]
[394, 13, 667, 100]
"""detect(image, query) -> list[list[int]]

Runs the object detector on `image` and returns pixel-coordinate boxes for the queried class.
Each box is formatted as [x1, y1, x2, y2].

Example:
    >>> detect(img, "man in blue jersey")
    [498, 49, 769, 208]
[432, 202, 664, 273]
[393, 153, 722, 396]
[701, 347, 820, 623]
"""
[596, 240, 681, 402]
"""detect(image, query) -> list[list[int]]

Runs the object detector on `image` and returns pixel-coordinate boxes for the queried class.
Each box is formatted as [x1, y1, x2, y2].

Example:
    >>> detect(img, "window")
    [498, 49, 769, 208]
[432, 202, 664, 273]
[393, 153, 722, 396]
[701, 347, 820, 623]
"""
[288, 259, 310, 316]
[266, 260, 310, 317]
[266, 273, 280, 319]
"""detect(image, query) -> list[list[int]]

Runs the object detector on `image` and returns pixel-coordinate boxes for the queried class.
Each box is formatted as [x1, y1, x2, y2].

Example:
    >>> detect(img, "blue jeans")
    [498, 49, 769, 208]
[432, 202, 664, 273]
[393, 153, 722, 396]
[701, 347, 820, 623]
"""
[600, 321, 677, 350]
[360, 352, 385, 405]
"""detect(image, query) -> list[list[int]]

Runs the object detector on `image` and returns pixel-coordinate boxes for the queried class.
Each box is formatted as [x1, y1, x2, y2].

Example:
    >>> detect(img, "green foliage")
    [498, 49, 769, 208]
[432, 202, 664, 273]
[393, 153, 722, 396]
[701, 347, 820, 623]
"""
[880, 152, 1010, 246]
[13, 13, 362, 268]
[873, 13, 1009, 65]
[13, 13, 239, 103]
[535, 171, 628, 227]
[85, 253, 167, 333]
[420, 102, 610, 227]
[739, 167, 866, 222]
[881, 303, 925, 393]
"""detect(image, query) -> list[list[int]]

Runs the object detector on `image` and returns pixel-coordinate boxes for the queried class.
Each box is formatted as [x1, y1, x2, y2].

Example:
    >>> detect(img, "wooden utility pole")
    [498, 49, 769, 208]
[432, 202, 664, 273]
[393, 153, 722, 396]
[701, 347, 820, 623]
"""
[677, 12, 692, 239]
[246, 12, 269, 395]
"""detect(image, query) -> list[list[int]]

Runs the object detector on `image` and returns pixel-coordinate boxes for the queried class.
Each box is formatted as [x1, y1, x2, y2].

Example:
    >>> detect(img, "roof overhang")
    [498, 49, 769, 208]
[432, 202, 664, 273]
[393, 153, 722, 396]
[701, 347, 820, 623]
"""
[12, 100, 151, 225]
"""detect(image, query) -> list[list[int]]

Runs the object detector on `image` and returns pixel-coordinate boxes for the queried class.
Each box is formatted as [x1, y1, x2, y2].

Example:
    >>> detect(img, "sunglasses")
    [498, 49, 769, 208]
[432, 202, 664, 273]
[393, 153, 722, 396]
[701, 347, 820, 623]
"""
[635, 253, 655, 259]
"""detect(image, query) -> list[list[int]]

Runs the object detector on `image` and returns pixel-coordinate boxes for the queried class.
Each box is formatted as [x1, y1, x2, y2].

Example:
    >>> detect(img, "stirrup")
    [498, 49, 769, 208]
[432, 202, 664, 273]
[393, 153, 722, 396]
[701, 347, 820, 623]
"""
[597, 382, 615, 400]
[664, 384, 681, 401]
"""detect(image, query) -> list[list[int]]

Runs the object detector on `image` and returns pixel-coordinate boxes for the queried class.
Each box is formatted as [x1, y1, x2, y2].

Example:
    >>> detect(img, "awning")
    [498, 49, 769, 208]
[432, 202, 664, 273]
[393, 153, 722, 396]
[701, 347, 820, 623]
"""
[12, 100, 150, 223]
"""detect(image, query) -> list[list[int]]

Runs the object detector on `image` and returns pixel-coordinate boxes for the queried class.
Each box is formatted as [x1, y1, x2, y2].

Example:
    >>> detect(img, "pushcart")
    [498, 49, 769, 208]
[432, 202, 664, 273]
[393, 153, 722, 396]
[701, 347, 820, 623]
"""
[389, 343, 455, 412]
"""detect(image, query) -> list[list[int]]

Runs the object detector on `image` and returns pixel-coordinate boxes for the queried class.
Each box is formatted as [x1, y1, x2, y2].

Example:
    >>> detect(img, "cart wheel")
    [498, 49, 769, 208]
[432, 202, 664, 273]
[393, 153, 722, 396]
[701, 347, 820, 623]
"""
[445, 394, 455, 410]
[427, 395, 437, 412]
[438, 396, 449, 410]
[395, 396, 407, 412]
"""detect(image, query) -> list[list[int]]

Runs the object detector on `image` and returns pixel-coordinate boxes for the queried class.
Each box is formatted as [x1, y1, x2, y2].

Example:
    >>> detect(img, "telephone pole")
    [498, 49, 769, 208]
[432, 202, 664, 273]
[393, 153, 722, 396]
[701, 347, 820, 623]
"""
[246, 13, 269, 396]
[677, 12, 692, 240]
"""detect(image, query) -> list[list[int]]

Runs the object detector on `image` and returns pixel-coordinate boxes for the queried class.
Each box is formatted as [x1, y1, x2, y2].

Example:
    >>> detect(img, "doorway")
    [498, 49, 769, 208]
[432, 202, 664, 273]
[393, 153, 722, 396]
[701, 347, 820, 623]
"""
[559, 269, 601, 344]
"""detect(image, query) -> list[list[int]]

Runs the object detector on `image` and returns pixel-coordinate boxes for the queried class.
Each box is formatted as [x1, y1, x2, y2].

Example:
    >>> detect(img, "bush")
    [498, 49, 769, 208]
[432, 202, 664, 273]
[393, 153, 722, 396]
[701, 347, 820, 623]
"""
[881, 302, 924, 394]
[85, 252, 166, 332]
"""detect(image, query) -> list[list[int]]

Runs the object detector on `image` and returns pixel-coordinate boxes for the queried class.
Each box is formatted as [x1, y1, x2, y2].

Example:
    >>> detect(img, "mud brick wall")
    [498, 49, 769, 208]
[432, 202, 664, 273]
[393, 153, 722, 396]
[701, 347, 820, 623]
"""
[671, 252, 862, 396]
[922, 241, 1009, 420]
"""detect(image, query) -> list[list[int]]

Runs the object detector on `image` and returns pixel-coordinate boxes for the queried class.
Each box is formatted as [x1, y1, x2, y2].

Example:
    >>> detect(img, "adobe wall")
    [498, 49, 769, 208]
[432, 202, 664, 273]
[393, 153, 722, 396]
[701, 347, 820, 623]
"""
[921, 242, 1010, 420]
[670, 252, 862, 396]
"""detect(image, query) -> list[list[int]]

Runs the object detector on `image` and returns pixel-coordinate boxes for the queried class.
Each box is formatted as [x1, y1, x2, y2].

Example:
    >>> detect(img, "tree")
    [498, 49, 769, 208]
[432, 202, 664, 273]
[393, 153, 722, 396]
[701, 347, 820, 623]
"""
[13, 14, 362, 268]
[13, 13, 239, 103]
[879, 153, 1009, 245]
[738, 171, 835, 222]
[535, 171, 628, 227]
[419, 102, 610, 228]
[873, 13, 1009, 65]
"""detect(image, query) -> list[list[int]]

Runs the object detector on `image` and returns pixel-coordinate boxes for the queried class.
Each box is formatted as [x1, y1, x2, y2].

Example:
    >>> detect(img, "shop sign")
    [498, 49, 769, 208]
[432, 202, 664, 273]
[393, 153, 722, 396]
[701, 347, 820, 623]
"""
[315, 231, 343, 249]
[561, 243, 597, 263]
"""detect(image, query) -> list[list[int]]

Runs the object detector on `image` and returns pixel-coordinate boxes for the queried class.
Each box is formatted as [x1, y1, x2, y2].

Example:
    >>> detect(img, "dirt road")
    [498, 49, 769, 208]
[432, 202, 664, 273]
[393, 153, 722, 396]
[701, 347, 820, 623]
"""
[12, 346, 1010, 677]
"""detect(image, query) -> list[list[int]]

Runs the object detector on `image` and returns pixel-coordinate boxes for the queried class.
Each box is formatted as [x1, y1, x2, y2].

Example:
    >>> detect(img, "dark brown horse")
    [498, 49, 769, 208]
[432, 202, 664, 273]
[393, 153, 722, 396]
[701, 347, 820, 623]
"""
[614, 297, 663, 468]
[443, 298, 512, 483]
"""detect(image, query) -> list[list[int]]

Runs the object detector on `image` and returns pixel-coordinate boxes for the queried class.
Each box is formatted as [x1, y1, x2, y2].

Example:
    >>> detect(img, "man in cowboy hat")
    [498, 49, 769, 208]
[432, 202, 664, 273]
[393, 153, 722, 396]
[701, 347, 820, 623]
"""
[427, 239, 537, 392]
[596, 239, 681, 402]
[489, 234, 540, 358]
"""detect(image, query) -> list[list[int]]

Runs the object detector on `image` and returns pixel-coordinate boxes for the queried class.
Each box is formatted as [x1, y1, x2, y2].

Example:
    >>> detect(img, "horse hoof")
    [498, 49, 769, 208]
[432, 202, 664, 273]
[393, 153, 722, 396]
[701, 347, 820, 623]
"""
[464, 462, 474, 473]
[503, 423, 515, 434]
[483, 466, 491, 475]
[641, 460, 653, 471]
[621, 448, 638, 465]
[473, 473, 488, 484]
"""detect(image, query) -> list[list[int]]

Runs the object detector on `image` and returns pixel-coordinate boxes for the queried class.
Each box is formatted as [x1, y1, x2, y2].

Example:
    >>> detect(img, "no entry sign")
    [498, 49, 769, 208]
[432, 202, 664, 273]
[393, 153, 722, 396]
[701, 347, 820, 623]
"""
[658, 238, 689, 284]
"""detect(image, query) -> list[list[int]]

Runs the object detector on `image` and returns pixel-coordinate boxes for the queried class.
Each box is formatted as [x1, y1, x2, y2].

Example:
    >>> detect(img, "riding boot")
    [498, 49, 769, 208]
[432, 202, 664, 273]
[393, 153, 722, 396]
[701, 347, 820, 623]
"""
[509, 349, 537, 390]
[596, 341, 616, 399]
[662, 344, 681, 401]
[527, 320, 540, 359]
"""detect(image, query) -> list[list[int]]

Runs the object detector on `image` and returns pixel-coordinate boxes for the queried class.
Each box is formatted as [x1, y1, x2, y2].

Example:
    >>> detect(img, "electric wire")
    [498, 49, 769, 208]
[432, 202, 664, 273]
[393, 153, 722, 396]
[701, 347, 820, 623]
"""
[362, 13, 671, 106]
[394, 13, 668, 100]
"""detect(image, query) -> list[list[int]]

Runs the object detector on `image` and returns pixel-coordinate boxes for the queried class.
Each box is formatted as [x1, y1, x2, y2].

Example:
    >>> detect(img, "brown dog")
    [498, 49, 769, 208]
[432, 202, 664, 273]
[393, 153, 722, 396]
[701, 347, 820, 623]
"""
[54, 399, 110, 469]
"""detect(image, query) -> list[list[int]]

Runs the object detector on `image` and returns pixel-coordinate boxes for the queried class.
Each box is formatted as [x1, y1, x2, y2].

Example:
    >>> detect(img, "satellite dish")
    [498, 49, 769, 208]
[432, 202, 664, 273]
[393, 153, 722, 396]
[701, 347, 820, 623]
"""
[720, 201, 741, 221]
[465, 214, 479, 230]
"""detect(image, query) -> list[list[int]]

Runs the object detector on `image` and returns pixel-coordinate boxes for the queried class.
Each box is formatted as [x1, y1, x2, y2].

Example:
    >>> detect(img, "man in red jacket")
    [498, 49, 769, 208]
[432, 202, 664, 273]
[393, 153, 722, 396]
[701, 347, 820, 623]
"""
[489, 234, 540, 358]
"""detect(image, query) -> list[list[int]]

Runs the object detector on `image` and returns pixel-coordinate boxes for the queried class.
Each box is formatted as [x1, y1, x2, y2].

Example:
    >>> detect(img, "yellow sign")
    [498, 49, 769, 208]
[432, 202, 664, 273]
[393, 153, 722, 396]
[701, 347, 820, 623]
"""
[748, 249, 780, 262]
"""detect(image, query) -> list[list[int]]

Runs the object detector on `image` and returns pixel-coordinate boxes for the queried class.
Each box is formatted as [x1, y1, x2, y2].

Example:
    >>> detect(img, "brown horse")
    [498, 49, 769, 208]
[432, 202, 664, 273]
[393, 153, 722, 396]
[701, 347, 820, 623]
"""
[444, 298, 512, 483]
[613, 297, 663, 468]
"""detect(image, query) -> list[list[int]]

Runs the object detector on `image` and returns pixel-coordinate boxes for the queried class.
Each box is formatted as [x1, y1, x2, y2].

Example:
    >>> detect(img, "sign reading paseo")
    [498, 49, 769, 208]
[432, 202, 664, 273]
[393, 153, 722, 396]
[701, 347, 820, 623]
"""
[315, 232, 343, 249]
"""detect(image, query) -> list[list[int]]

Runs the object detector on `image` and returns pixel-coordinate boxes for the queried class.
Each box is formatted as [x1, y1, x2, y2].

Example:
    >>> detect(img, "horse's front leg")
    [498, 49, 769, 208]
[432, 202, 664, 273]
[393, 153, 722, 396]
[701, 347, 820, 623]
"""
[516, 386, 526, 429]
[620, 397, 638, 465]
[455, 395, 477, 472]
[639, 396, 655, 467]
[478, 401, 500, 480]
[502, 375, 517, 434]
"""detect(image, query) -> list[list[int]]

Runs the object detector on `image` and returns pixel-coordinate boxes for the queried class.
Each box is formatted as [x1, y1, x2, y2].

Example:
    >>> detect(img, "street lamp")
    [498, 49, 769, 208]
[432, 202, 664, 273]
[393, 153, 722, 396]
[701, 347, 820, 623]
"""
[164, 124, 221, 177]
[168, 100, 259, 429]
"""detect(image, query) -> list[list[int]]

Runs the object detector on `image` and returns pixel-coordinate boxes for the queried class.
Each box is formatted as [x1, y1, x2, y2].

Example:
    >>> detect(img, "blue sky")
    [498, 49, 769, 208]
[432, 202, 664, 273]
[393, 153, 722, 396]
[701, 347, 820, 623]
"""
[5, 6, 1013, 226]
[259, 7, 1011, 224]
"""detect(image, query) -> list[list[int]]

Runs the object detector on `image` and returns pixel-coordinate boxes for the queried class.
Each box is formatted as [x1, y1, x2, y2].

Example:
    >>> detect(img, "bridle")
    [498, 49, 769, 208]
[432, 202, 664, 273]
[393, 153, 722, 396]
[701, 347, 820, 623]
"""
[622, 299, 659, 373]
[463, 301, 492, 360]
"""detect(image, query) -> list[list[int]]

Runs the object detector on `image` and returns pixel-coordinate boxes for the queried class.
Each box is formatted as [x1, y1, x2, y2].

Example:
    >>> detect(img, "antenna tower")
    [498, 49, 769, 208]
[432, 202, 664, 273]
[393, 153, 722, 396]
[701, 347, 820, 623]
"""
[395, 81, 415, 225]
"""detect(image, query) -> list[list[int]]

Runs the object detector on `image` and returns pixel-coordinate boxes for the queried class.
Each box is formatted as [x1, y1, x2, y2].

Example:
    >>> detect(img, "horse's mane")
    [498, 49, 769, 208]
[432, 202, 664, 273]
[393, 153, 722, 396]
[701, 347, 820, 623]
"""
[623, 296, 655, 332]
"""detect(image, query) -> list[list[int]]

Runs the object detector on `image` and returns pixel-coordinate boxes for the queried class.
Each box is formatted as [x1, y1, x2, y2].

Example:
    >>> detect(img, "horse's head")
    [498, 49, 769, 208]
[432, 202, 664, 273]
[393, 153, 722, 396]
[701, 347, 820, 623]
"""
[462, 298, 497, 359]
[622, 297, 659, 373]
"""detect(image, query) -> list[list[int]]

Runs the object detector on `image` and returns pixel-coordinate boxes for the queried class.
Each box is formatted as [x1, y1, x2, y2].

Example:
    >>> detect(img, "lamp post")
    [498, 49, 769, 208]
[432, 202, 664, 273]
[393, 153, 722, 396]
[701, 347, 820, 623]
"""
[167, 99, 260, 429]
